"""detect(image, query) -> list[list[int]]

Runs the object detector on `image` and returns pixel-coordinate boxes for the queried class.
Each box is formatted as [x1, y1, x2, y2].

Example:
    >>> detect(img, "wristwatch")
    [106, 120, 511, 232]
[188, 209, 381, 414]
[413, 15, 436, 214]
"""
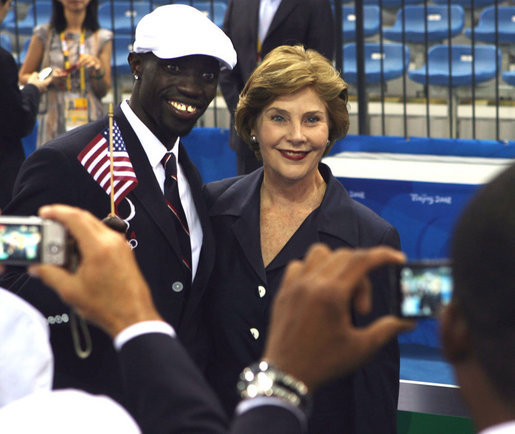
[237, 360, 312, 413]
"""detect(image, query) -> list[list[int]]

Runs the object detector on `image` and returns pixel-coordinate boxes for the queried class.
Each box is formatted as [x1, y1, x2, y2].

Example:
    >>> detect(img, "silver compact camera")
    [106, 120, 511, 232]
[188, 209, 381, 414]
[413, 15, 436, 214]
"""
[0, 216, 70, 266]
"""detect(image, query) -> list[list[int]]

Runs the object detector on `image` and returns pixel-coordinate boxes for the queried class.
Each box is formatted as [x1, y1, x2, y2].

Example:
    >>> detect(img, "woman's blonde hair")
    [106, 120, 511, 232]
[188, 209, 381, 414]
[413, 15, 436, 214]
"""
[235, 45, 349, 160]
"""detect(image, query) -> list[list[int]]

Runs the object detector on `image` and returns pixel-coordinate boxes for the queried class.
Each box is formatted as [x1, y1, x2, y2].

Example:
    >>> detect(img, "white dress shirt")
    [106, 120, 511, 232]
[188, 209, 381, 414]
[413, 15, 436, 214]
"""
[258, 0, 282, 44]
[120, 100, 203, 281]
[480, 421, 515, 434]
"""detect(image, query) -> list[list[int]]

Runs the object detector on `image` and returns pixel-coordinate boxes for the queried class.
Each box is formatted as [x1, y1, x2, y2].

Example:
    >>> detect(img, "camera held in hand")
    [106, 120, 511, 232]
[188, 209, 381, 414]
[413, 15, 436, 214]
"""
[0, 216, 77, 268]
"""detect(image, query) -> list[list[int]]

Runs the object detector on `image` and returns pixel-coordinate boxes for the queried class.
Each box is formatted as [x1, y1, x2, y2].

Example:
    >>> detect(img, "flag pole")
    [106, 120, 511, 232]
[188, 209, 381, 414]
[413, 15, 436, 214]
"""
[108, 103, 115, 217]
[102, 104, 128, 234]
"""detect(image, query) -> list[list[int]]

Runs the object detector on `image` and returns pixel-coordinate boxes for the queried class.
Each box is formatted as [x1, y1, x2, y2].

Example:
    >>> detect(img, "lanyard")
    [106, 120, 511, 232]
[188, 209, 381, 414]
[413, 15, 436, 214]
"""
[256, 37, 262, 64]
[60, 30, 86, 92]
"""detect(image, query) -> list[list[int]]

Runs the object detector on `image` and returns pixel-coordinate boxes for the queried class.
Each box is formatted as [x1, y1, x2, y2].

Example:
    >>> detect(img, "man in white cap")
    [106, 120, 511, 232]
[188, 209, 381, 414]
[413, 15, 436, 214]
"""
[1, 4, 236, 407]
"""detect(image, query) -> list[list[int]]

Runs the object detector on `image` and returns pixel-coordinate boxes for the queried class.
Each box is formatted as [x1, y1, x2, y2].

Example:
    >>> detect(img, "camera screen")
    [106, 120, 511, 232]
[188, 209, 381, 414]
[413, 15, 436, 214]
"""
[399, 264, 453, 317]
[0, 224, 41, 264]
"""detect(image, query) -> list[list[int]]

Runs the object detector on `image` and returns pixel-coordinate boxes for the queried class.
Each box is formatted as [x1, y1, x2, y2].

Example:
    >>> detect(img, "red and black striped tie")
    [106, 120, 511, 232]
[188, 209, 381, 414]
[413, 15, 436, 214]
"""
[162, 152, 192, 274]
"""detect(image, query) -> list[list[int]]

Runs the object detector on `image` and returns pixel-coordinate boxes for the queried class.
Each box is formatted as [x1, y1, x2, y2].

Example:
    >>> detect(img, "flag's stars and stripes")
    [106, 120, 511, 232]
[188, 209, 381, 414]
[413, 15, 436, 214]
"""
[77, 121, 138, 205]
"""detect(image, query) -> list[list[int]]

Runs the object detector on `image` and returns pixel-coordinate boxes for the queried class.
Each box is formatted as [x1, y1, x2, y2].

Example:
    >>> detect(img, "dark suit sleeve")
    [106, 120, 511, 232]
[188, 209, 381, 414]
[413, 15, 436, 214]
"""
[219, 0, 245, 115]
[119, 333, 305, 434]
[118, 333, 228, 434]
[306, 0, 335, 61]
[0, 48, 40, 141]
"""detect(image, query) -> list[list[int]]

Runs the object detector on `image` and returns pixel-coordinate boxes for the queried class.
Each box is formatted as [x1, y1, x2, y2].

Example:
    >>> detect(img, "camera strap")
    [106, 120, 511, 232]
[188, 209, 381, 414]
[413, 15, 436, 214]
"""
[70, 310, 92, 359]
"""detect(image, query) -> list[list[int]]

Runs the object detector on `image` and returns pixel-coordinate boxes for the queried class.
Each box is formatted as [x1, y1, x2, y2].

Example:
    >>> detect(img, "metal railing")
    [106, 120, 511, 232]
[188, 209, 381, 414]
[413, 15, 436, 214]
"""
[2, 0, 513, 141]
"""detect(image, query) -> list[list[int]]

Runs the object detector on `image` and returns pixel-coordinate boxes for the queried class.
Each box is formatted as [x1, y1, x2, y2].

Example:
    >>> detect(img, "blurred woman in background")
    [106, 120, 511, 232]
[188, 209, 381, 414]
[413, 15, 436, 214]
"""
[19, 0, 112, 148]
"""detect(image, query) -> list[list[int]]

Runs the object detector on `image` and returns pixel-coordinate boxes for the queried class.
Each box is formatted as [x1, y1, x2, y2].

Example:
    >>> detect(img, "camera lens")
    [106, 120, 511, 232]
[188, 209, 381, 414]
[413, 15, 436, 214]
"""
[48, 243, 62, 254]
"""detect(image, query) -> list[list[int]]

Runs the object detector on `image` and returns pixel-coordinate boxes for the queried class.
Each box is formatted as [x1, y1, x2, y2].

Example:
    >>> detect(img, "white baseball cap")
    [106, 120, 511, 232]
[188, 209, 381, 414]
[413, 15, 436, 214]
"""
[133, 4, 237, 70]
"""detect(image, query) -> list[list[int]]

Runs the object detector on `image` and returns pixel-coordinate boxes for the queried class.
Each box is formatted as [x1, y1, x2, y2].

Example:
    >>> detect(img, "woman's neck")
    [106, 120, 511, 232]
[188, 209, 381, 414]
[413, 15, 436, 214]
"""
[64, 8, 86, 33]
[261, 168, 326, 209]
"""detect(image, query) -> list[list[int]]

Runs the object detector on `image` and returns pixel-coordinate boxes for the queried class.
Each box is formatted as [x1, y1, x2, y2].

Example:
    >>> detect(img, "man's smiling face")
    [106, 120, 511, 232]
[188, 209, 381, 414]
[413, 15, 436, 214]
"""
[129, 53, 219, 148]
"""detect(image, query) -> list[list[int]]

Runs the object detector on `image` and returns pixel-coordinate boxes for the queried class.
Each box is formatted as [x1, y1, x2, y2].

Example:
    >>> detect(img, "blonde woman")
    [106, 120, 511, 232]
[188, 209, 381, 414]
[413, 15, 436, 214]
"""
[204, 45, 401, 434]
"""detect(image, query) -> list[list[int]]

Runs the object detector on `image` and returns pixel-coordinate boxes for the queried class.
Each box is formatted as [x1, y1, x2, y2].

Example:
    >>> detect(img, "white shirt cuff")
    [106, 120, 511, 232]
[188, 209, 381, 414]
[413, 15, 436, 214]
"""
[235, 397, 307, 432]
[113, 321, 176, 351]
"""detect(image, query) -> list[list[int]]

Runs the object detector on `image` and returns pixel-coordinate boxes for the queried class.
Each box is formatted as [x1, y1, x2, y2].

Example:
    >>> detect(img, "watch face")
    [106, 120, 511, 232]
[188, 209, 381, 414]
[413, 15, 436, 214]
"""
[237, 361, 311, 412]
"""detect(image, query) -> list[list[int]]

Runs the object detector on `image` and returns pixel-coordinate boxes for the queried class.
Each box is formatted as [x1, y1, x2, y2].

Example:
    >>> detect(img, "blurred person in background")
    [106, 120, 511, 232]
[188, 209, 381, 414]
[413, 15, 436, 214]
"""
[0, 0, 51, 209]
[18, 0, 112, 148]
[220, 0, 334, 175]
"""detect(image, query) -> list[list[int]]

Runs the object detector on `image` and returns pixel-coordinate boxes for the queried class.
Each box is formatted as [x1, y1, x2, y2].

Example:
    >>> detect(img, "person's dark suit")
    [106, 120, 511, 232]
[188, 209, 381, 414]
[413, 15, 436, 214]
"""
[1, 105, 215, 405]
[120, 332, 304, 434]
[0, 46, 40, 209]
[203, 164, 400, 433]
[220, 0, 334, 175]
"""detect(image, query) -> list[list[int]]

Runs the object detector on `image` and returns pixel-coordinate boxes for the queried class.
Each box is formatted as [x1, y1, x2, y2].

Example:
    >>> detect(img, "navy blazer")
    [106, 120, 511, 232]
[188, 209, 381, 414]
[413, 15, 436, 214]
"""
[0, 47, 40, 209]
[119, 332, 304, 434]
[1, 105, 215, 404]
[219, 0, 334, 153]
[204, 164, 401, 434]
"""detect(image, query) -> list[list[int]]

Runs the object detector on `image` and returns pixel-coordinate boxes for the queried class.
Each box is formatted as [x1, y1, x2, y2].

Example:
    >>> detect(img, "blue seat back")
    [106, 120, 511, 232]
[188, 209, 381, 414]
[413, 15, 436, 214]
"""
[98, 1, 155, 33]
[409, 44, 501, 86]
[343, 42, 410, 84]
[431, 44, 499, 73]
[431, 0, 496, 8]
[364, 0, 422, 7]
[0, 7, 15, 28]
[3, 1, 53, 35]
[342, 6, 380, 39]
[168, 1, 227, 27]
[111, 34, 133, 74]
[384, 5, 464, 42]
[465, 6, 515, 43]
[502, 70, 515, 86]
[0, 33, 11, 52]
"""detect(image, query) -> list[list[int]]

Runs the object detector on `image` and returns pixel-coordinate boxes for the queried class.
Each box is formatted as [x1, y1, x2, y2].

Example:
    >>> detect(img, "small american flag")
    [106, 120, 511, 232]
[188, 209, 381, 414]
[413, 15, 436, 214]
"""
[77, 121, 138, 206]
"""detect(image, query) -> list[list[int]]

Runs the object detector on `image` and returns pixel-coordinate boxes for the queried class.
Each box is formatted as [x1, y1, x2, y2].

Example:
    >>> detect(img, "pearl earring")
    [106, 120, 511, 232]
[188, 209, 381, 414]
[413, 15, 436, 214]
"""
[250, 135, 258, 145]
[134, 74, 139, 80]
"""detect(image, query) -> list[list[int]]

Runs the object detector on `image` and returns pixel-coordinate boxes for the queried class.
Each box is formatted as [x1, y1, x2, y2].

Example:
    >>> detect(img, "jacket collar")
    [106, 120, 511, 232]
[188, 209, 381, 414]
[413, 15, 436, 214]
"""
[209, 163, 361, 248]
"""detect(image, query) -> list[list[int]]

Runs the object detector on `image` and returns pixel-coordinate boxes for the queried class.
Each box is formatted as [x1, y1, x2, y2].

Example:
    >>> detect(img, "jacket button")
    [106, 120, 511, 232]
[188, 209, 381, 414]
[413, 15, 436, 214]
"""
[257, 285, 266, 298]
[250, 328, 260, 340]
[172, 281, 184, 292]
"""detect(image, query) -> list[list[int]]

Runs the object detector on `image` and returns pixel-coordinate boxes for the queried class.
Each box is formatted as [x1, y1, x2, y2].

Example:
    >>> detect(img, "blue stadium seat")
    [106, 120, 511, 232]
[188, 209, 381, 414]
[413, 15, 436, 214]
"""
[18, 38, 31, 65]
[169, 1, 227, 27]
[363, 0, 422, 7]
[342, 42, 410, 84]
[464, 6, 515, 44]
[408, 44, 501, 86]
[0, 33, 11, 52]
[3, 1, 53, 35]
[98, 1, 154, 33]
[503, 70, 515, 86]
[383, 5, 465, 43]
[111, 34, 133, 75]
[0, 7, 15, 30]
[342, 6, 380, 40]
[431, 0, 496, 8]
